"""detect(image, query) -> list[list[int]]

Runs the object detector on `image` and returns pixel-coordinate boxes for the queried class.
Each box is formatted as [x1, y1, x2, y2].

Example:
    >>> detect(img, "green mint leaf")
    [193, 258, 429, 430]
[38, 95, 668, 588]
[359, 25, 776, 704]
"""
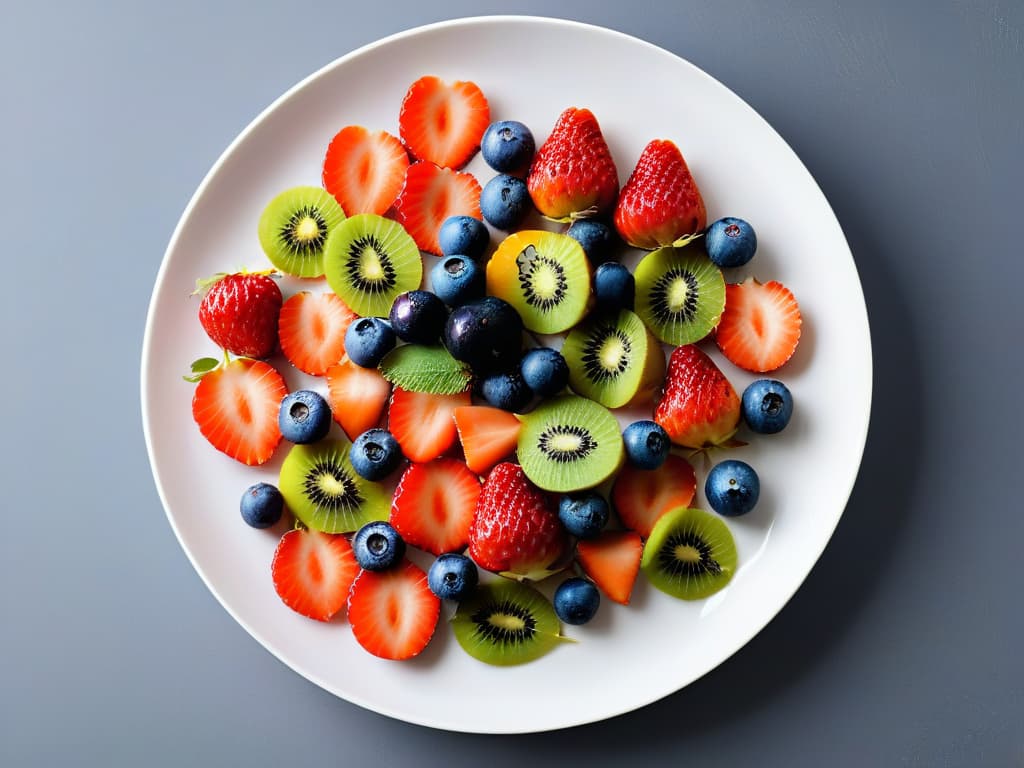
[183, 357, 220, 382]
[379, 345, 471, 395]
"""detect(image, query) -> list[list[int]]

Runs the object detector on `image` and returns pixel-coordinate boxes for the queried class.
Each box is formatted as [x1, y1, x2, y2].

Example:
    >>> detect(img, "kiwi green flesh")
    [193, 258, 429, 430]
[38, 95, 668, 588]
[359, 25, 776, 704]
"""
[258, 186, 346, 278]
[562, 309, 651, 408]
[517, 395, 624, 493]
[451, 580, 564, 666]
[279, 440, 390, 533]
[634, 247, 725, 345]
[323, 213, 423, 317]
[641, 507, 737, 600]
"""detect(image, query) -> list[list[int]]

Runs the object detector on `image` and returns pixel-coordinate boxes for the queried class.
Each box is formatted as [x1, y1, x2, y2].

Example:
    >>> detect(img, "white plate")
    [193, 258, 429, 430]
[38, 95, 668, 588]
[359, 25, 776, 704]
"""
[141, 16, 871, 733]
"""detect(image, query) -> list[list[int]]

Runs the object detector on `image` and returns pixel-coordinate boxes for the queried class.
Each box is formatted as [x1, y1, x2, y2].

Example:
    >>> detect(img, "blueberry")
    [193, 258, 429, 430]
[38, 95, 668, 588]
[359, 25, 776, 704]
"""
[519, 347, 569, 398]
[557, 492, 610, 539]
[705, 460, 760, 517]
[352, 521, 405, 571]
[427, 553, 479, 601]
[622, 420, 670, 470]
[480, 120, 536, 174]
[593, 262, 635, 313]
[239, 482, 284, 528]
[479, 370, 533, 412]
[278, 390, 332, 444]
[705, 217, 757, 268]
[443, 296, 523, 374]
[350, 428, 403, 481]
[430, 256, 485, 307]
[553, 577, 601, 625]
[344, 316, 396, 368]
[438, 215, 489, 261]
[567, 219, 614, 264]
[742, 379, 794, 434]
[388, 290, 447, 344]
[480, 174, 531, 231]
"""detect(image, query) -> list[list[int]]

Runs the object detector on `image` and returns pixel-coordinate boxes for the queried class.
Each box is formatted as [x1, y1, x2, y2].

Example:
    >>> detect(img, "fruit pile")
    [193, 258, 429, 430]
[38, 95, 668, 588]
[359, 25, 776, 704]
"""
[187, 75, 803, 665]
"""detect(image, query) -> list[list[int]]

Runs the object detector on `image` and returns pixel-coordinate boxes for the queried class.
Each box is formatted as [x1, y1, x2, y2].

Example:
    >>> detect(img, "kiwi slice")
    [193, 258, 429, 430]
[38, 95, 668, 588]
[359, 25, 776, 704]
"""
[258, 186, 346, 277]
[561, 309, 666, 409]
[517, 395, 623, 493]
[486, 231, 591, 334]
[451, 580, 565, 666]
[323, 213, 423, 317]
[641, 507, 737, 600]
[634, 246, 725, 345]
[279, 440, 389, 533]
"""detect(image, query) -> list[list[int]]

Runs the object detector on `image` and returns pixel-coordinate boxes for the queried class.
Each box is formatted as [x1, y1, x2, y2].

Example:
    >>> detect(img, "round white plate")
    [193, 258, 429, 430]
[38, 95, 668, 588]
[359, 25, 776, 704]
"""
[141, 16, 871, 733]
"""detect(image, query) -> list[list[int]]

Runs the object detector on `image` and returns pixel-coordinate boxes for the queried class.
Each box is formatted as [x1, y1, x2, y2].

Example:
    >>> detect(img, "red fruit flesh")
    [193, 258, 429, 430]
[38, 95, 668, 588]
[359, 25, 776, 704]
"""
[612, 454, 697, 538]
[390, 458, 482, 555]
[198, 272, 282, 358]
[347, 560, 440, 660]
[393, 161, 482, 255]
[576, 531, 643, 605]
[323, 125, 410, 216]
[715, 278, 802, 373]
[278, 291, 357, 376]
[654, 345, 740, 449]
[398, 76, 490, 169]
[325, 358, 392, 441]
[388, 387, 471, 463]
[452, 405, 523, 475]
[271, 528, 359, 622]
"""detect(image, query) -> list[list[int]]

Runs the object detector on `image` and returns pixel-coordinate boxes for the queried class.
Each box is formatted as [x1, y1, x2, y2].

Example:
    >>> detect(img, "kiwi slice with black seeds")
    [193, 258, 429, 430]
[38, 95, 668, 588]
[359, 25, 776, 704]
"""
[517, 395, 623, 493]
[451, 580, 565, 666]
[634, 246, 725, 345]
[258, 186, 346, 277]
[323, 213, 422, 317]
[641, 507, 737, 600]
[279, 440, 389, 533]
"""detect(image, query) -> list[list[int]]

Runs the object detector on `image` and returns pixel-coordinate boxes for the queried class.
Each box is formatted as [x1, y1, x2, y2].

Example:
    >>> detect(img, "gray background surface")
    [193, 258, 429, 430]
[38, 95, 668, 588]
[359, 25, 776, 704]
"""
[2, 0, 1021, 765]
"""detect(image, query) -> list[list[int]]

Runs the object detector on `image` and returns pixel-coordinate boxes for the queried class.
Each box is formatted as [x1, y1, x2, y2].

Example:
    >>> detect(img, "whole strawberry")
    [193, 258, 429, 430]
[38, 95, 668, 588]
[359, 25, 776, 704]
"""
[468, 462, 568, 581]
[197, 271, 282, 358]
[614, 139, 707, 249]
[527, 107, 618, 221]
[654, 345, 740, 449]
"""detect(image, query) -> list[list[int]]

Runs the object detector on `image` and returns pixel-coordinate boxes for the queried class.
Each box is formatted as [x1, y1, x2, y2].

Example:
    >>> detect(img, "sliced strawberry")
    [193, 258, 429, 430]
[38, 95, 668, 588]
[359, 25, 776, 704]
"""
[398, 76, 490, 169]
[393, 161, 482, 255]
[278, 291, 357, 376]
[388, 387, 471, 462]
[576, 531, 643, 605]
[347, 560, 440, 660]
[390, 458, 482, 555]
[612, 455, 697, 538]
[191, 358, 287, 465]
[271, 528, 359, 622]
[452, 405, 522, 475]
[323, 125, 410, 216]
[716, 277, 803, 373]
[325, 358, 392, 440]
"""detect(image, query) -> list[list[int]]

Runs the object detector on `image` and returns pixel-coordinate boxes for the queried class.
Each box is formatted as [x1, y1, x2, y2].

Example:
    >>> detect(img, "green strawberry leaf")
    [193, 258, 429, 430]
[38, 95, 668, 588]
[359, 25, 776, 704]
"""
[379, 345, 472, 395]
[183, 357, 221, 383]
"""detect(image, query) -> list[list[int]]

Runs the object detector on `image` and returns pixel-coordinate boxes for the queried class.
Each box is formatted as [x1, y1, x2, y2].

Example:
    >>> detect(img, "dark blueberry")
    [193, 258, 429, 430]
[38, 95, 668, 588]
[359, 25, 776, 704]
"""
[480, 120, 536, 174]
[427, 553, 479, 601]
[352, 521, 405, 571]
[519, 347, 569, 398]
[350, 428, 403, 481]
[622, 420, 670, 470]
[480, 174, 531, 231]
[443, 296, 523, 374]
[388, 290, 448, 344]
[705, 217, 757, 268]
[344, 316, 396, 368]
[479, 370, 533, 412]
[239, 482, 284, 529]
[593, 262, 635, 313]
[278, 390, 332, 444]
[557, 492, 610, 539]
[438, 215, 489, 261]
[705, 460, 760, 517]
[553, 577, 601, 625]
[742, 379, 794, 434]
[430, 256, 485, 307]
[567, 219, 615, 264]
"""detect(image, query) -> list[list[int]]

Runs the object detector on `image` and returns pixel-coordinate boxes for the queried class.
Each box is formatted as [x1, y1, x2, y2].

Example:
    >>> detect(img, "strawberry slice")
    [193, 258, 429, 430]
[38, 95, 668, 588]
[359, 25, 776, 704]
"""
[324, 358, 392, 440]
[576, 531, 643, 605]
[715, 277, 803, 373]
[388, 387, 471, 463]
[393, 161, 482, 255]
[271, 528, 359, 622]
[191, 357, 287, 465]
[612, 454, 697, 538]
[323, 125, 410, 216]
[452, 405, 523, 474]
[390, 458, 482, 555]
[398, 76, 490, 169]
[278, 291, 357, 376]
[347, 560, 440, 660]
